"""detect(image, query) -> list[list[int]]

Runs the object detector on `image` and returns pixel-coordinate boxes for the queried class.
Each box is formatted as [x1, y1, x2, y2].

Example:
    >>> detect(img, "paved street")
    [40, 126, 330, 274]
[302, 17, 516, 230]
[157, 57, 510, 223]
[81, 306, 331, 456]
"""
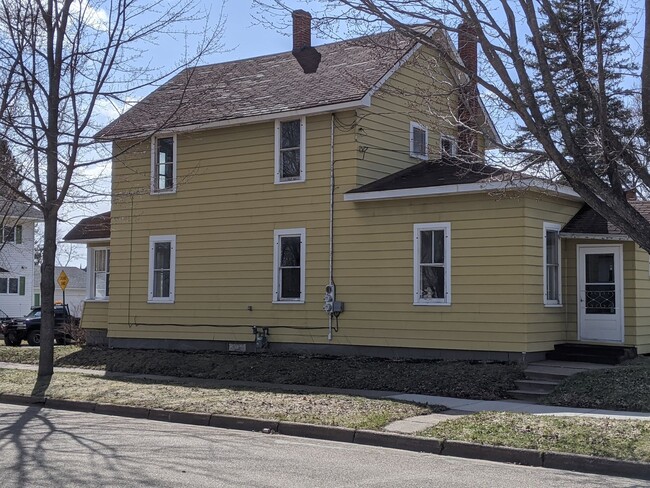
[0, 404, 644, 488]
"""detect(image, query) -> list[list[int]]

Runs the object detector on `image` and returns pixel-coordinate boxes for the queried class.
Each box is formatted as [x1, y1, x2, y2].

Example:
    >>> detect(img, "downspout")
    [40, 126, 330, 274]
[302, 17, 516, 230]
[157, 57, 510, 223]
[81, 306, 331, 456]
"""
[328, 113, 335, 341]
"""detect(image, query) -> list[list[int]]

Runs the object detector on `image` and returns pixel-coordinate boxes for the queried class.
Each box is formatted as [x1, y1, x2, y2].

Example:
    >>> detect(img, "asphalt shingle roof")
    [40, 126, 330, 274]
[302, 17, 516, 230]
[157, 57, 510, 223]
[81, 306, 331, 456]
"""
[63, 212, 111, 241]
[1, 198, 42, 220]
[561, 203, 650, 236]
[347, 158, 511, 193]
[98, 31, 415, 139]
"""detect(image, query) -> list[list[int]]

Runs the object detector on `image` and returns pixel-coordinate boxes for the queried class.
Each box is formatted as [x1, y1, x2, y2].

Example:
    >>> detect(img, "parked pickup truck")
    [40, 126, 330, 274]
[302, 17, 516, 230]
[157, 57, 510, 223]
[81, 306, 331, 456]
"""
[0, 305, 79, 346]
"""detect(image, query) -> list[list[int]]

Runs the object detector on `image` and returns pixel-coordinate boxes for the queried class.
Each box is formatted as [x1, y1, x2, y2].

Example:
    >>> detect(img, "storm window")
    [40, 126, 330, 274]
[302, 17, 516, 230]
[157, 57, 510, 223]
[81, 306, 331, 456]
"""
[273, 228, 305, 303]
[151, 135, 176, 193]
[148, 235, 176, 303]
[89, 248, 110, 299]
[275, 118, 306, 183]
[410, 122, 428, 159]
[544, 222, 562, 306]
[414, 223, 451, 305]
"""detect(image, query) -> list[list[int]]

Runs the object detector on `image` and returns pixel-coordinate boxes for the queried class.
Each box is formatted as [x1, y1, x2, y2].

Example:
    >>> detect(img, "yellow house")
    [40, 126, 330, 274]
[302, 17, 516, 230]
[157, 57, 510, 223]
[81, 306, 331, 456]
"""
[65, 11, 649, 362]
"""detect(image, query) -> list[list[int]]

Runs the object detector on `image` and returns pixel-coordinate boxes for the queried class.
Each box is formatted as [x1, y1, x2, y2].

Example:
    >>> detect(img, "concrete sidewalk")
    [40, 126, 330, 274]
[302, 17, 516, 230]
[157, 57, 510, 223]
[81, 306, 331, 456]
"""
[1, 360, 648, 436]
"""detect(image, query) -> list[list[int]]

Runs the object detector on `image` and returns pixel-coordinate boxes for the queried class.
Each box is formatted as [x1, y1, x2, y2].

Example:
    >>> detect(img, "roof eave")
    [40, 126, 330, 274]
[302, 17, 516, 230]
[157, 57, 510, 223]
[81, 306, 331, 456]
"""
[559, 232, 631, 241]
[344, 178, 582, 202]
[62, 237, 111, 244]
[97, 97, 372, 141]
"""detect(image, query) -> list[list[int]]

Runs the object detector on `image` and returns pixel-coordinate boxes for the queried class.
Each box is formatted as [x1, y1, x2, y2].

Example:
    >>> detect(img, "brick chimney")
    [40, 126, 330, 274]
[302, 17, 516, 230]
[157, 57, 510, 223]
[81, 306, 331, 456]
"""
[293, 10, 312, 52]
[625, 188, 637, 201]
[291, 10, 321, 74]
[457, 22, 480, 159]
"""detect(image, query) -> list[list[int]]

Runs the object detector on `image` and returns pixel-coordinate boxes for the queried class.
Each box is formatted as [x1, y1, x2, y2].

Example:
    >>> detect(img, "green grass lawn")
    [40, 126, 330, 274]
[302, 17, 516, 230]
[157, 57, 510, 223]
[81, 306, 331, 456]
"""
[421, 411, 650, 462]
[0, 368, 441, 430]
[0, 345, 523, 400]
[544, 357, 650, 412]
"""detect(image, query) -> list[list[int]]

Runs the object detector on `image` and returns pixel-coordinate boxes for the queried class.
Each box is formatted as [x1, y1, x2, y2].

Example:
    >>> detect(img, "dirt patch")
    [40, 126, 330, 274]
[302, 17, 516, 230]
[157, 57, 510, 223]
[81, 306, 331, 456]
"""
[0, 369, 439, 430]
[0, 345, 523, 400]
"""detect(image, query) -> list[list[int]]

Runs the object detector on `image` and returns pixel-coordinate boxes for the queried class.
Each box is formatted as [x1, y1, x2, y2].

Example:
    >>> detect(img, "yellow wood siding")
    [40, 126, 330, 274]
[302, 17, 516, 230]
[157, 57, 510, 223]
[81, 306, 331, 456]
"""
[80, 301, 109, 330]
[356, 42, 482, 186]
[522, 196, 582, 352]
[92, 43, 650, 356]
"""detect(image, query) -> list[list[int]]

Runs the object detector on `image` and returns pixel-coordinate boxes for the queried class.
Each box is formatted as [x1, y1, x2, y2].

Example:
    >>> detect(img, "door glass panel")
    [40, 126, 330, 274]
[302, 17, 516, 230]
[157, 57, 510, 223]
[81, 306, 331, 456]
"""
[585, 253, 615, 314]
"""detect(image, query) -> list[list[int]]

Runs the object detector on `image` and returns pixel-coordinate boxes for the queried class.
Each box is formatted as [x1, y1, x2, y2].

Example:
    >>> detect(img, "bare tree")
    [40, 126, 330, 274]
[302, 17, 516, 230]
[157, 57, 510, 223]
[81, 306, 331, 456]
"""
[258, 0, 650, 251]
[0, 0, 224, 377]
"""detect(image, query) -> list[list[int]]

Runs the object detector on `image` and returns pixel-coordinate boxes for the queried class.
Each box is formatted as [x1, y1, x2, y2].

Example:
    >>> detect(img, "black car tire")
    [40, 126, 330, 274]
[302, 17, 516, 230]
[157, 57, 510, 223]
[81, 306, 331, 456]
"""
[27, 330, 41, 347]
[3, 332, 21, 347]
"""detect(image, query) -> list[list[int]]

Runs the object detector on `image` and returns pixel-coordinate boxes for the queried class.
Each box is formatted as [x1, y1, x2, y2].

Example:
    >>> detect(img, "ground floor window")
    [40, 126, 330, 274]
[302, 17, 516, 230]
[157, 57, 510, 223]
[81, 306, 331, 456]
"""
[273, 228, 305, 303]
[543, 222, 562, 306]
[91, 248, 110, 299]
[413, 223, 451, 305]
[148, 235, 176, 303]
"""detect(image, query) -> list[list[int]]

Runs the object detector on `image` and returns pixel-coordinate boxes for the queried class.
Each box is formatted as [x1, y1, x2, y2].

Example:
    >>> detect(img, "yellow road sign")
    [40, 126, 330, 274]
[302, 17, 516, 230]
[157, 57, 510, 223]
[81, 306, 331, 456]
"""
[57, 270, 69, 291]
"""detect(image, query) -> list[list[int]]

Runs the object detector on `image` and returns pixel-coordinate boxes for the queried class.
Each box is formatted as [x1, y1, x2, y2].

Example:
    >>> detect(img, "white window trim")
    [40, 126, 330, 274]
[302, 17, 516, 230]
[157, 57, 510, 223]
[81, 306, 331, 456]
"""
[148, 235, 176, 304]
[440, 134, 458, 157]
[413, 222, 451, 306]
[86, 247, 110, 301]
[2, 224, 20, 244]
[409, 121, 429, 159]
[543, 222, 562, 307]
[150, 134, 178, 194]
[274, 117, 306, 184]
[272, 228, 306, 304]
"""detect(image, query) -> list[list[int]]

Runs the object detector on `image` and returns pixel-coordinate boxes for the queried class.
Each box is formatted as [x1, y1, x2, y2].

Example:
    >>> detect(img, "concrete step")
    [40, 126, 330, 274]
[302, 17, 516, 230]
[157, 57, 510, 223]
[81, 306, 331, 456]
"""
[528, 360, 612, 370]
[546, 351, 622, 365]
[523, 367, 575, 382]
[507, 390, 548, 402]
[514, 379, 560, 394]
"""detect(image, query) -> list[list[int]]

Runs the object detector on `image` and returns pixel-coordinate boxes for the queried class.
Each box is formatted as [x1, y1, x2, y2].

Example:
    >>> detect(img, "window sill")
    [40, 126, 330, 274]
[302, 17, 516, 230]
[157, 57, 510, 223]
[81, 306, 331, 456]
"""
[272, 300, 305, 305]
[150, 188, 177, 196]
[148, 299, 175, 304]
[85, 298, 109, 302]
[410, 153, 428, 160]
[274, 178, 306, 185]
[544, 303, 563, 308]
[413, 301, 451, 307]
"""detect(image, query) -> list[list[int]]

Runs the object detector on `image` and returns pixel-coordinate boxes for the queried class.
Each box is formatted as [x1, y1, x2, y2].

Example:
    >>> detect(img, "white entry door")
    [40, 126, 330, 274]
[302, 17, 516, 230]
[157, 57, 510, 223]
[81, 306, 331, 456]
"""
[577, 245, 624, 343]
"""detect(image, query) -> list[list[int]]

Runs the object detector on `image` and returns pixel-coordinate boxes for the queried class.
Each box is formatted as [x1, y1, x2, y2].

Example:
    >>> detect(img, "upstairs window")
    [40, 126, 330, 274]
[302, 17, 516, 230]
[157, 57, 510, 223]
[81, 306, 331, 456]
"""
[441, 135, 458, 158]
[91, 248, 110, 299]
[275, 118, 306, 183]
[273, 228, 306, 303]
[148, 235, 176, 303]
[151, 135, 176, 193]
[2, 225, 22, 244]
[410, 122, 428, 159]
[414, 223, 451, 305]
[544, 222, 562, 306]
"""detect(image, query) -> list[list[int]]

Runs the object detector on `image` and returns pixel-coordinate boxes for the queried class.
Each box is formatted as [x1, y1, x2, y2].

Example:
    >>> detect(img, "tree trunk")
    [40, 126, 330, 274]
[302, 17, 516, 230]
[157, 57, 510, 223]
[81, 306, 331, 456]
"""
[643, 0, 650, 137]
[38, 208, 57, 377]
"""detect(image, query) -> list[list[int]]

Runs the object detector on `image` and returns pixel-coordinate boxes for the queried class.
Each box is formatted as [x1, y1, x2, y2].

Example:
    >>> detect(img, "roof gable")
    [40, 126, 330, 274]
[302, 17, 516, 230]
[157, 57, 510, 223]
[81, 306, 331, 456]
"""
[63, 211, 111, 242]
[98, 31, 417, 139]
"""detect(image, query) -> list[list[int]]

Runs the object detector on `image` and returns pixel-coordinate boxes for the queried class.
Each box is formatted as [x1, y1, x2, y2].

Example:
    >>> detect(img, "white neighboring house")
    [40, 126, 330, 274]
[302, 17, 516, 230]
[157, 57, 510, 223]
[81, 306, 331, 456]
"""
[0, 201, 42, 319]
[33, 266, 87, 318]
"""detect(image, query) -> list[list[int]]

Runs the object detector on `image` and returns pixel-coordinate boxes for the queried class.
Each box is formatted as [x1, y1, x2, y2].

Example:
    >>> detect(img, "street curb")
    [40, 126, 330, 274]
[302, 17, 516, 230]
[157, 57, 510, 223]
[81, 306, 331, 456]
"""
[95, 403, 150, 419]
[442, 440, 543, 467]
[278, 421, 355, 443]
[1, 394, 649, 481]
[210, 414, 278, 433]
[354, 430, 442, 454]
[543, 451, 650, 480]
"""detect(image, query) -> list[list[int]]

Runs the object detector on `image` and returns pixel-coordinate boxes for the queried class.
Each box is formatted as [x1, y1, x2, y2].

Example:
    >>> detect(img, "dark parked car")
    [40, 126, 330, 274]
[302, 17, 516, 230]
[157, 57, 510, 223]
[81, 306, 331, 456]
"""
[1, 305, 79, 346]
